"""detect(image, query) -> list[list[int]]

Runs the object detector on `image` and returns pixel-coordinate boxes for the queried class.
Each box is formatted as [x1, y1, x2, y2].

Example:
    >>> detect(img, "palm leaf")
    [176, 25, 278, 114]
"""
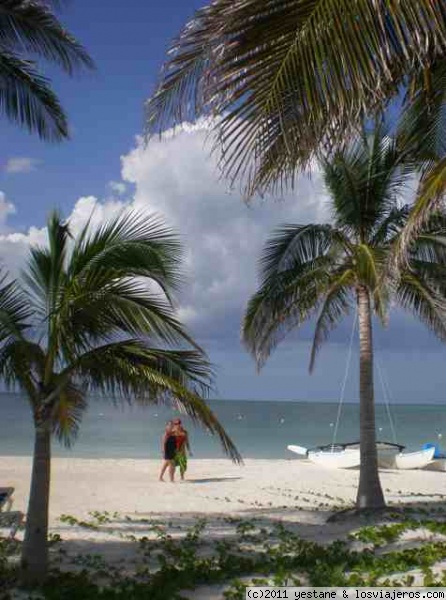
[68, 340, 241, 462]
[146, 0, 446, 196]
[50, 382, 87, 447]
[69, 211, 183, 298]
[0, 339, 44, 403]
[0, 0, 94, 74]
[0, 51, 69, 140]
[0, 272, 32, 343]
[309, 269, 354, 372]
[396, 271, 446, 341]
[260, 223, 348, 280]
[398, 158, 446, 260]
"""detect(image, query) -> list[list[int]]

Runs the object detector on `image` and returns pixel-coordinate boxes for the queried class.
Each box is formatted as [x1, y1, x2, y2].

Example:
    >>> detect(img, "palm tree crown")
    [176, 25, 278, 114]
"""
[145, 0, 446, 197]
[0, 209, 241, 582]
[0, 0, 93, 140]
[244, 129, 446, 366]
[243, 123, 446, 508]
[1, 210, 240, 455]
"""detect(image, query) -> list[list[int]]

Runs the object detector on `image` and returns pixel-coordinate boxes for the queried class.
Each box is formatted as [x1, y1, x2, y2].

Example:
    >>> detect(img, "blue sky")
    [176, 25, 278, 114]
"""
[0, 0, 445, 404]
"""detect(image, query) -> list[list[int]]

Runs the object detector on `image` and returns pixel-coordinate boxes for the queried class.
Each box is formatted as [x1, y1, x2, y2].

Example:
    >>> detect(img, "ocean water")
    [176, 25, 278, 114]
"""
[0, 393, 445, 460]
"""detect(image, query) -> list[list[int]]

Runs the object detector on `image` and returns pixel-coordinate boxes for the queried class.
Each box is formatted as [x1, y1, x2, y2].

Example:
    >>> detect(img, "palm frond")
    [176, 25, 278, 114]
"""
[0, 339, 44, 402]
[58, 280, 200, 359]
[260, 223, 348, 280]
[244, 222, 349, 367]
[22, 212, 70, 333]
[0, 0, 94, 74]
[309, 269, 354, 372]
[0, 51, 69, 140]
[146, 0, 446, 196]
[243, 265, 332, 368]
[396, 271, 446, 341]
[322, 125, 413, 241]
[69, 211, 183, 298]
[70, 339, 212, 397]
[0, 272, 32, 343]
[397, 60, 446, 164]
[371, 205, 410, 246]
[50, 382, 87, 447]
[397, 157, 446, 261]
[68, 339, 240, 462]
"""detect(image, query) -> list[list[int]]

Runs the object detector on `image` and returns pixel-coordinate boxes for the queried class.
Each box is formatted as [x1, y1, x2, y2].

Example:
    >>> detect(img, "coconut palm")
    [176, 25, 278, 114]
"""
[0, 0, 93, 140]
[243, 123, 446, 510]
[145, 0, 446, 201]
[0, 210, 241, 583]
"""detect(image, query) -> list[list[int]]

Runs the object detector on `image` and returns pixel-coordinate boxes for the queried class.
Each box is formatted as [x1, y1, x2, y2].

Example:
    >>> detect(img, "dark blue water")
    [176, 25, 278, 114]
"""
[0, 393, 445, 459]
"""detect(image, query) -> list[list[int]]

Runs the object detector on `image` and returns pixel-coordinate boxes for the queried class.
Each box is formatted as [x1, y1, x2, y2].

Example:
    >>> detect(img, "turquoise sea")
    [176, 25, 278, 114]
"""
[0, 393, 445, 459]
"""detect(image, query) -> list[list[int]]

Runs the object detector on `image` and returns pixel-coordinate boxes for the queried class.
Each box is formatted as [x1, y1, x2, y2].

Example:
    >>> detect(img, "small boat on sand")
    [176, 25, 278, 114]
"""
[288, 441, 435, 470]
[287, 443, 360, 469]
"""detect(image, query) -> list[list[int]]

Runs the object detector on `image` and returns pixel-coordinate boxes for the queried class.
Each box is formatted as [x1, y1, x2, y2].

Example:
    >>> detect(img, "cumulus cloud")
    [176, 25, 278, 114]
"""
[0, 122, 330, 345]
[109, 181, 127, 195]
[4, 157, 40, 174]
[0, 121, 427, 355]
[121, 123, 329, 338]
[0, 192, 15, 228]
[0, 121, 443, 400]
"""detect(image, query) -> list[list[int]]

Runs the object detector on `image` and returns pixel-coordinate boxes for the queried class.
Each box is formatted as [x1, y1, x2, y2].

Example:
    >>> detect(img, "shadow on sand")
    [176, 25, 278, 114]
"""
[184, 476, 242, 484]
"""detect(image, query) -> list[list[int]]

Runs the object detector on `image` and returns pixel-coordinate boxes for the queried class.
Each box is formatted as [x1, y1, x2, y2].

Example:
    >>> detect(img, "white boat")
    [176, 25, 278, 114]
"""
[308, 447, 360, 469]
[394, 446, 435, 469]
[343, 441, 434, 470]
[375, 445, 435, 469]
[288, 441, 434, 470]
[424, 458, 446, 472]
[287, 444, 360, 469]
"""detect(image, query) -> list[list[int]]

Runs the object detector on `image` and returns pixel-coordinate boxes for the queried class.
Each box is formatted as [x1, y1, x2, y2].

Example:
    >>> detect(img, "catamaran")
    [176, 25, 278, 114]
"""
[287, 315, 435, 470]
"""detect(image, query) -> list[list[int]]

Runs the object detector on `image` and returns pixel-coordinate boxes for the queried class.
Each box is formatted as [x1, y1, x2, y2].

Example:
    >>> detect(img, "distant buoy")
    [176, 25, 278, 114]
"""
[279, 418, 285, 424]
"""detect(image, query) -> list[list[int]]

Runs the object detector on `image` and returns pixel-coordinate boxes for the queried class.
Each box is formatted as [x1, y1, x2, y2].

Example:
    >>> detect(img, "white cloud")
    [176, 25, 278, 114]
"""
[0, 191, 15, 227]
[109, 181, 127, 195]
[4, 157, 40, 174]
[0, 123, 330, 337]
[120, 122, 329, 335]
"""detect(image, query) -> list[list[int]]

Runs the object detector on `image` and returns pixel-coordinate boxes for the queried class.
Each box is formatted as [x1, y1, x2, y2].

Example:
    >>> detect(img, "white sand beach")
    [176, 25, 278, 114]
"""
[2, 457, 446, 597]
[2, 456, 445, 526]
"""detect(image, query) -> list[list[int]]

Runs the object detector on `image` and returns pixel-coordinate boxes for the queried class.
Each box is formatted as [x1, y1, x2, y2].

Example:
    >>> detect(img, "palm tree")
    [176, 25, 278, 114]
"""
[0, 0, 93, 140]
[243, 123, 446, 510]
[0, 210, 241, 583]
[145, 1, 445, 201]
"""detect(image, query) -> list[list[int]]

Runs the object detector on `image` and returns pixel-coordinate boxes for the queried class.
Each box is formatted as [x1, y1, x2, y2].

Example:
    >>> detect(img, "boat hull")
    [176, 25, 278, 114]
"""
[423, 458, 446, 472]
[307, 449, 360, 469]
[379, 447, 435, 470]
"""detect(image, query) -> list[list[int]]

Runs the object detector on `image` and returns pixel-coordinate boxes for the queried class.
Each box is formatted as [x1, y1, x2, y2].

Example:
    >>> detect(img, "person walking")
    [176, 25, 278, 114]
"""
[172, 418, 191, 481]
[159, 421, 177, 482]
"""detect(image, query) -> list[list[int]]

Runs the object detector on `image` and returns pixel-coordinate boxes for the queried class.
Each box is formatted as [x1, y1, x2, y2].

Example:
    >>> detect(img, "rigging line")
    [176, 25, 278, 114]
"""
[332, 309, 357, 447]
[375, 350, 398, 445]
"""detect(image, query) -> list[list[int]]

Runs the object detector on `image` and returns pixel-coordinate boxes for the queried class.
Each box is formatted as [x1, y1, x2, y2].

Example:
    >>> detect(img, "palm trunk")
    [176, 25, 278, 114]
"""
[21, 423, 52, 584]
[356, 285, 385, 510]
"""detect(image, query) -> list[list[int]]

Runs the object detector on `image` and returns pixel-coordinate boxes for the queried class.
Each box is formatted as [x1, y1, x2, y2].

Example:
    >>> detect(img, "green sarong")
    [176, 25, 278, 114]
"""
[174, 451, 187, 477]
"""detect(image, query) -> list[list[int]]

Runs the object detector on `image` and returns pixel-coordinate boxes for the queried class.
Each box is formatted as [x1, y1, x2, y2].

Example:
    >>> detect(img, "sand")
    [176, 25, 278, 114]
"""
[2, 457, 446, 597]
[2, 457, 445, 521]
[2, 456, 446, 541]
